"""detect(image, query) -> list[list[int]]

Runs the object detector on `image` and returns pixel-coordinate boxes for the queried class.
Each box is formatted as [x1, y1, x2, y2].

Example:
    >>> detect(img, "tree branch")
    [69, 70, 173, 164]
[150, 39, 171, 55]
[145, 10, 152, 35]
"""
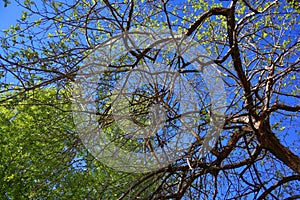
[185, 7, 229, 36]
[257, 175, 300, 200]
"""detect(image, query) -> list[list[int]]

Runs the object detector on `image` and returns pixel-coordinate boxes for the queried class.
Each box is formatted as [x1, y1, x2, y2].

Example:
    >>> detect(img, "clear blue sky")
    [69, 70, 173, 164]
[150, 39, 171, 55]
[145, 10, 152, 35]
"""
[0, 1, 22, 31]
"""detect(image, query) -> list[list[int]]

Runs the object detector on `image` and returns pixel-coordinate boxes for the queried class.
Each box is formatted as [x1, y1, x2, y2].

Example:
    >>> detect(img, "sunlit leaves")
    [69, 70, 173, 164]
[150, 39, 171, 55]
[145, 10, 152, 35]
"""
[0, 0, 299, 199]
[21, 11, 28, 21]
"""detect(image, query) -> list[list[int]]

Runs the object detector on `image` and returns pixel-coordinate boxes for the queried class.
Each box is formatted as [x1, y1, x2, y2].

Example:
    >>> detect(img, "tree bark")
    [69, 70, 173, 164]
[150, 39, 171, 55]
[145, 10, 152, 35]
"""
[258, 120, 300, 174]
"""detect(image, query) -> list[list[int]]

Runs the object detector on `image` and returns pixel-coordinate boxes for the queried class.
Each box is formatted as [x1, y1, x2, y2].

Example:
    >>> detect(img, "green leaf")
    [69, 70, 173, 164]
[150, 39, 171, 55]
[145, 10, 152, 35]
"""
[34, 19, 42, 26]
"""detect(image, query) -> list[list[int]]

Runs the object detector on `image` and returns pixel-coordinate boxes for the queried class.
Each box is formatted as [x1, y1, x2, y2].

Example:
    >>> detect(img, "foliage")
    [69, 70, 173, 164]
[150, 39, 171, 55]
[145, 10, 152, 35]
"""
[0, 88, 157, 199]
[0, 0, 300, 199]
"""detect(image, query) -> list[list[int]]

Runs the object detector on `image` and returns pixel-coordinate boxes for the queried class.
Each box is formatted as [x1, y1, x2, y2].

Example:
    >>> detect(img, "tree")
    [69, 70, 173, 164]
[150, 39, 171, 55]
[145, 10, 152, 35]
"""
[0, 0, 299, 199]
[0, 88, 158, 199]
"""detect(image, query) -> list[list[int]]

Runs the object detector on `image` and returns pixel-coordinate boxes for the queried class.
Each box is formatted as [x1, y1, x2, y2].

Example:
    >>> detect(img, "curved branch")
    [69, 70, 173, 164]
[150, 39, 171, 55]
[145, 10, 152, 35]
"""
[257, 175, 300, 200]
[185, 7, 229, 36]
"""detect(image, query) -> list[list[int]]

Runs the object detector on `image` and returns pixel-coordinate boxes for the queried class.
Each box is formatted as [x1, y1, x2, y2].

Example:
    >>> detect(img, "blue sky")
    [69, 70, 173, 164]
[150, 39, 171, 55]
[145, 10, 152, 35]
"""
[1, 0, 298, 156]
[0, 1, 299, 198]
[0, 1, 22, 31]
